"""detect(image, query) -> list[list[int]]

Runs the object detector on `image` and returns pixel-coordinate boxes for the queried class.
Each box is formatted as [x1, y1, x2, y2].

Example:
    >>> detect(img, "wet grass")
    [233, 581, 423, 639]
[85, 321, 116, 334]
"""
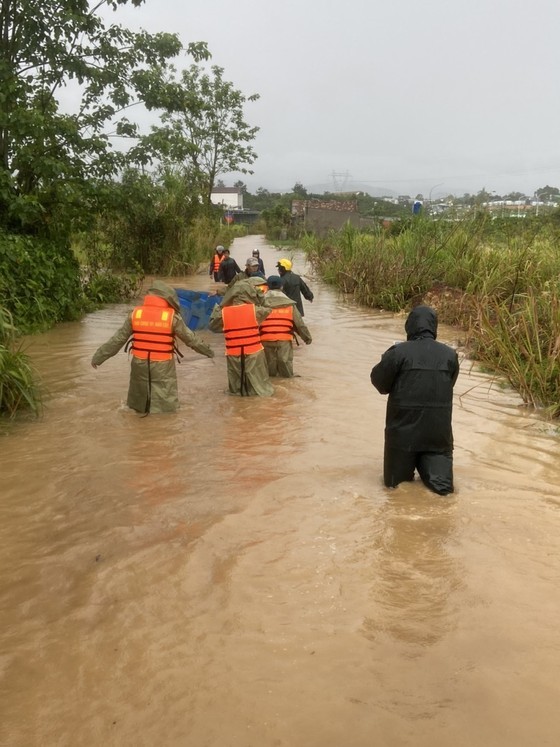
[471, 290, 560, 417]
[0, 306, 41, 419]
[302, 217, 560, 418]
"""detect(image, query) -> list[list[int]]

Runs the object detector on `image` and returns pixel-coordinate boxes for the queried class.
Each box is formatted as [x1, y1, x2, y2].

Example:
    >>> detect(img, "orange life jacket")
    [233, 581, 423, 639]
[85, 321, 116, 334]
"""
[260, 306, 294, 342]
[129, 295, 175, 361]
[222, 304, 263, 356]
[213, 253, 225, 273]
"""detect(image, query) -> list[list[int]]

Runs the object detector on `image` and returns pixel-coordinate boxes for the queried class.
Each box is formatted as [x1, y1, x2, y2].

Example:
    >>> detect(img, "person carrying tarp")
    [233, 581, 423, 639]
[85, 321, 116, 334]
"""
[209, 276, 274, 396]
[91, 280, 214, 414]
[370, 305, 459, 495]
[261, 275, 312, 377]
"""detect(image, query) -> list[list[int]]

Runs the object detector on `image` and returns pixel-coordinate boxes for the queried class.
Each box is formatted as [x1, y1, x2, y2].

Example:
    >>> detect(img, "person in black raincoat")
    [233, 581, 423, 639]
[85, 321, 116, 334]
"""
[276, 258, 313, 316]
[217, 248, 242, 284]
[370, 305, 459, 495]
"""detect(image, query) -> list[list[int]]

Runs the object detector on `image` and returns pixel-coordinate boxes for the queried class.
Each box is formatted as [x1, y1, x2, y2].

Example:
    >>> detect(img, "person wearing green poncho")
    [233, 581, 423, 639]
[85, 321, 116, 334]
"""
[261, 275, 312, 377]
[91, 280, 214, 414]
[209, 276, 274, 397]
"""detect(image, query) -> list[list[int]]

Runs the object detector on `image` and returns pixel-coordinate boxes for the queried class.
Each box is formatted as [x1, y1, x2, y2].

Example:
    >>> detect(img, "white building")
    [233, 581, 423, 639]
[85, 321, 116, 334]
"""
[210, 187, 244, 210]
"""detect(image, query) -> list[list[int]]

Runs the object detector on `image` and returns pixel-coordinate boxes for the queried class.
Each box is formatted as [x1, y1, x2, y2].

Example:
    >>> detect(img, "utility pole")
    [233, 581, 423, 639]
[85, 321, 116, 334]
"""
[331, 170, 351, 193]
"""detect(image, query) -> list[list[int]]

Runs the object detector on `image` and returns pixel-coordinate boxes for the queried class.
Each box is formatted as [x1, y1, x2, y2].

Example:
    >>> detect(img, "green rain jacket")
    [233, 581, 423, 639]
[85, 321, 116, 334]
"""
[91, 280, 214, 413]
[209, 278, 274, 396]
[261, 290, 312, 377]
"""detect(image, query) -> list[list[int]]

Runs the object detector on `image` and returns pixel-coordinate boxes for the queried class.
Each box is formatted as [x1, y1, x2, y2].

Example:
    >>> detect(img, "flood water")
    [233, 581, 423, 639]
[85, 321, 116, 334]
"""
[1, 234, 560, 746]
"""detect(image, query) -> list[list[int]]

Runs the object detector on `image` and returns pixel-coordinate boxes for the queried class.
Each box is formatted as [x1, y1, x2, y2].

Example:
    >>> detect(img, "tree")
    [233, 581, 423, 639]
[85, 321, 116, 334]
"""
[139, 64, 259, 206]
[92, 166, 208, 273]
[233, 179, 247, 193]
[261, 203, 292, 239]
[0, 0, 208, 236]
[292, 182, 307, 197]
[474, 188, 492, 204]
[536, 185, 560, 201]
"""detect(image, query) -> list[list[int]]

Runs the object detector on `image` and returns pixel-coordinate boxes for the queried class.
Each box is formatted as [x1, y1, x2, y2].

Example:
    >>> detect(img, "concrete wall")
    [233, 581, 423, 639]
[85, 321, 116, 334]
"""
[292, 198, 358, 216]
[301, 207, 375, 236]
[303, 207, 359, 235]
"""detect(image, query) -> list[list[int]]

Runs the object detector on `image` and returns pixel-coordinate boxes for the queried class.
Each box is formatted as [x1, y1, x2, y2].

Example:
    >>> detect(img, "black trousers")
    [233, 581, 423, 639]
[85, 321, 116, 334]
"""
[383, 446, 454, 496]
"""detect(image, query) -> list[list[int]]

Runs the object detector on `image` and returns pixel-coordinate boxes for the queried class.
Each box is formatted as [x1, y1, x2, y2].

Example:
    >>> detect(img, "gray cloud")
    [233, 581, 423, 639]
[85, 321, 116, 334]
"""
[109, 0, 560, 196]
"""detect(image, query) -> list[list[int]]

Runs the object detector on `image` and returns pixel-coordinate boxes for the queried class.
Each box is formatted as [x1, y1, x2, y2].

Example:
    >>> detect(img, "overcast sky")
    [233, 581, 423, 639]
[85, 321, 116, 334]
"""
[108, 0, 560, 198]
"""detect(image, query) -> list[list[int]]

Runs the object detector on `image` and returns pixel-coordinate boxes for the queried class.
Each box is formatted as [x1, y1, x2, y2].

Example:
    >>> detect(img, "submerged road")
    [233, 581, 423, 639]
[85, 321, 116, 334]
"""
[1, 235, 560, 746]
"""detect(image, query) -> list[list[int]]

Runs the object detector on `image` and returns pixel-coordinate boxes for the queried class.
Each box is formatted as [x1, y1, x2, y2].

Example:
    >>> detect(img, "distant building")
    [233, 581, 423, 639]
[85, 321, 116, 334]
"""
[210, 187, 244, 210]
[292, 198, 374, 236]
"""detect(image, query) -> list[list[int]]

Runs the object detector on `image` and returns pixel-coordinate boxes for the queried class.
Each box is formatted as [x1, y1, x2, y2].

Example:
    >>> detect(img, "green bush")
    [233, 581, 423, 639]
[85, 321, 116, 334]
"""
[0, 306, 41, 418]
[82, 268, 144, 308]
[80, 171, 244, 275]
[0, 231, 85, 333]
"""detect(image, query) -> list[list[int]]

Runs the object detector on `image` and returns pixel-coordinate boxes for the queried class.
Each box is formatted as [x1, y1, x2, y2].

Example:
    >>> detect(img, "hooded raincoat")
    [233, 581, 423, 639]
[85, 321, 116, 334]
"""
[370, 306, 459, 494]
[261, 289, 312, 377]
[209, 277, 274, 396]
[91, 281, 214, 414]
[217, 255, 242, 284]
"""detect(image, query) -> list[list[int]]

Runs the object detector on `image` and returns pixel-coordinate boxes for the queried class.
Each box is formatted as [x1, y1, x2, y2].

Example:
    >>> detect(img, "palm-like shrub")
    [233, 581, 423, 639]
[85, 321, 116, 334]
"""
[0, 307, 40, 418]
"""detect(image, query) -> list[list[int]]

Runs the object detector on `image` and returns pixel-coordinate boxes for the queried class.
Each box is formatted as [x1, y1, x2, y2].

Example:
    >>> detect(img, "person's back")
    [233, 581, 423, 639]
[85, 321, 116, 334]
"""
[91, 280, 214, 414]
[375, 341, 457, 453]
[218, 250, 241, 284]
[209, 278, 274, 396]
[261, 276, 312, 377]
[370, 305, 459, 494]
[221, 257, 266, 304]
[276, 259, 313, 316]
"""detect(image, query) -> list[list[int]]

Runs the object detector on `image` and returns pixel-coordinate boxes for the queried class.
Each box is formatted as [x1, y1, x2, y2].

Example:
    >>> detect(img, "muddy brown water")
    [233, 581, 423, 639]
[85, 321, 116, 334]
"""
[1, 235, 560, 746]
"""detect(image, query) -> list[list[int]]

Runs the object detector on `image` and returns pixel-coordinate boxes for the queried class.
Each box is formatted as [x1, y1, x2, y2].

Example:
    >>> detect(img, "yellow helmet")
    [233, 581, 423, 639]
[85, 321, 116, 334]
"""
[276, 258, 292, 271]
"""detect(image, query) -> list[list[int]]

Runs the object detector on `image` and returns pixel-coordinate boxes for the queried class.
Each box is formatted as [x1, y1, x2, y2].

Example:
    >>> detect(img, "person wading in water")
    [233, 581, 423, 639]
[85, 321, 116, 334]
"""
[91, 280, 214, 415]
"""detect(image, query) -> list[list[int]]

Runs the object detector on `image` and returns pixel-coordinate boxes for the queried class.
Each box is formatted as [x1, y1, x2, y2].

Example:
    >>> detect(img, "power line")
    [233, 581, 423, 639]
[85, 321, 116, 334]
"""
[331, 170, 351, 192]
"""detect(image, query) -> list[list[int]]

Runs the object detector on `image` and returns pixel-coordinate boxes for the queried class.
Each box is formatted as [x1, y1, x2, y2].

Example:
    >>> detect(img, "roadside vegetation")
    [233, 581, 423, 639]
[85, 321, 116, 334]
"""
[301, 215, 560, 418]
[2, 0, 558, 420]
[0, 0, 257, 418]
[0, 307, 41, 419]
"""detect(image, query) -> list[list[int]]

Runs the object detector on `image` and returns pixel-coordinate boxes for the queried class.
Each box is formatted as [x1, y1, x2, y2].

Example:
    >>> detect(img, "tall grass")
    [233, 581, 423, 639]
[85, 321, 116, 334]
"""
[469, 289, 560, 417]
[0, 307, 41, 418]
[303, 216, 560, 417]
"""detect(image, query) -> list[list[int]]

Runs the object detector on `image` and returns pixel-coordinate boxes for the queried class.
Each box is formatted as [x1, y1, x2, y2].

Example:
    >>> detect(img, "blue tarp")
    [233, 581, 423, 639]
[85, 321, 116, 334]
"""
[175, 289, 221, 331]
